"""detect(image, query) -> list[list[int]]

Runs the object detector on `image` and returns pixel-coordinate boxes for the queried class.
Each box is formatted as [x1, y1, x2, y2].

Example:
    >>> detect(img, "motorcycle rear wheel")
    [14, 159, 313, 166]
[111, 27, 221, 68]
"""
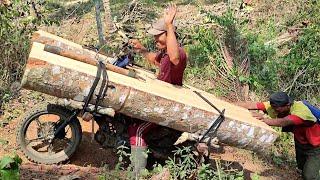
[16, 104, 82, 164]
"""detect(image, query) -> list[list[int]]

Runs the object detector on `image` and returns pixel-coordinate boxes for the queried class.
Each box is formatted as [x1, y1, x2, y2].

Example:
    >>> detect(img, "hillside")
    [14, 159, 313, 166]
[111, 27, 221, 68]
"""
[0, 0, 319, 179]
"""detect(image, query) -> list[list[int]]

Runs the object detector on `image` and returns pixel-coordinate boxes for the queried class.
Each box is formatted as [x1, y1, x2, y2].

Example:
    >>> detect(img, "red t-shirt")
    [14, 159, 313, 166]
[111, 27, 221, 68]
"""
[257, 102, 320, 147]
[155, 47, 187, 86]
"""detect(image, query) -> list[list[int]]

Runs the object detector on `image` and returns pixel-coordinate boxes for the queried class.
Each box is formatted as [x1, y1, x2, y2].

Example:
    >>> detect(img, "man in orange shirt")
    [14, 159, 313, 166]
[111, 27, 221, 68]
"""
[237, 92, 320, 180]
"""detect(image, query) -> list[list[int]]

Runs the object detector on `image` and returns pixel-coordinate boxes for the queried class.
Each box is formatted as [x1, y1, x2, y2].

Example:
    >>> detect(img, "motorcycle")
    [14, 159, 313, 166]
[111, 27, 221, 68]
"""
[16, 103, 186, 165]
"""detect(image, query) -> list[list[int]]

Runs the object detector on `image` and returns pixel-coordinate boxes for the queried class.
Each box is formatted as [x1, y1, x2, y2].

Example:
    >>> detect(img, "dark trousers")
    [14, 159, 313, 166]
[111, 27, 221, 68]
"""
[295, 140, 320, 180]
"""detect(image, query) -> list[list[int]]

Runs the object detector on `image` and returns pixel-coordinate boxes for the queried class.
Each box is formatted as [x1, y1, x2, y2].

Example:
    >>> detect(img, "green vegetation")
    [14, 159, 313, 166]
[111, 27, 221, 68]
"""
[183, 8, 250, 100]
[244, 1, 320, 105]
[0, 155, 22, 180]
[0, 1, 34, 103]
[165, 146, 245, 180]
[0, 0, 53, 105]
[99, 146, 248, 180]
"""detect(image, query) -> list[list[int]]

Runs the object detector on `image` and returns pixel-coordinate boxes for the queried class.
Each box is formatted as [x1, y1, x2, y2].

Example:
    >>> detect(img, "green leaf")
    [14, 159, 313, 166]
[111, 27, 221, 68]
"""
[13, 155, 22, 165]
[0, 169, 20, 180]
[0, 157, 15, 170]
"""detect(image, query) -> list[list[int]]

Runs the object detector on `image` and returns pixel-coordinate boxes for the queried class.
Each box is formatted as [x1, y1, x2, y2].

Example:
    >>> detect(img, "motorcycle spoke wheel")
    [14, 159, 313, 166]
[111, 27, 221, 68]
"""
[17, 104, 82, 164]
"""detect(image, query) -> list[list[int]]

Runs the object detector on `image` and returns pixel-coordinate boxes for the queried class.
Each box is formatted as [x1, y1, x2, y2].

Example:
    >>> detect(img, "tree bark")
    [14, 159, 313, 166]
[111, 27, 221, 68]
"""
[102, 0, 115, 36]
[94, 0, 106, 46]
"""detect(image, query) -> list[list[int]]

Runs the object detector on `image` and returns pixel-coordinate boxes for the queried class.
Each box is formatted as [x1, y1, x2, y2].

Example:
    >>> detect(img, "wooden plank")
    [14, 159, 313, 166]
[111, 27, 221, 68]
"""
[43, 44, 137, 78]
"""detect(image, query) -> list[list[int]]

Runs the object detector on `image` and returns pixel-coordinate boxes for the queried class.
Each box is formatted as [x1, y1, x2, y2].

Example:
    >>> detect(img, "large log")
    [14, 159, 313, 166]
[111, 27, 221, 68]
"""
[21, 32, 278, 152]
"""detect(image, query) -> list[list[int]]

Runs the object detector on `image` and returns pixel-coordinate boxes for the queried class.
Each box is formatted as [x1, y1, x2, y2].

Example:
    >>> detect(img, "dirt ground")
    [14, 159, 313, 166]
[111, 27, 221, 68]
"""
[1, 109, 116, 180]
[0, 90, 301, 180]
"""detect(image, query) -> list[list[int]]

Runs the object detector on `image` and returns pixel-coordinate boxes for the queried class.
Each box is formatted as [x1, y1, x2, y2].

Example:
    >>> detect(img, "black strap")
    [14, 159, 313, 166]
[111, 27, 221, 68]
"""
[194, 91, 223, 115]
[82, 62, 102, 111]
[193, 91, 225, 143]
[93, 61, 108, 113]
[83, 61, 108, 113]
[199, 110, 225, 142]
[55, 62, 108, 138]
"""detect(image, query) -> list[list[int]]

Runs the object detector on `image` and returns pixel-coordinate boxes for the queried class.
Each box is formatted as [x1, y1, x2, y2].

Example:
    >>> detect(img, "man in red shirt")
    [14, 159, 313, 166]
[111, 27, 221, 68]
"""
[237, 92, 320, 180]
[129, 4, 187, 177]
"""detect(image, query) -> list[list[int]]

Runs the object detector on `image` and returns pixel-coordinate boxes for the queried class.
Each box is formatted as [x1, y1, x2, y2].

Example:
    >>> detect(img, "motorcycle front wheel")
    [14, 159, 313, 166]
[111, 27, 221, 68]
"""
[16, 104, 82, 164]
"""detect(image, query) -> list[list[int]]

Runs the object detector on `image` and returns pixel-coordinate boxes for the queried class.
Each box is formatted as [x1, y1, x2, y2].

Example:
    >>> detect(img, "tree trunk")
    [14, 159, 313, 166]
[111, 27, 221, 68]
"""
[102, 0, 115, 36]
[94, 0, 105, 46]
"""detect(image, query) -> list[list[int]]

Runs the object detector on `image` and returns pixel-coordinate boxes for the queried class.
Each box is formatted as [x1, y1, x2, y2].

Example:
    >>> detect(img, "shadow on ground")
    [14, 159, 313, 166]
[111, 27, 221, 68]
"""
[69, 131, 118, 168]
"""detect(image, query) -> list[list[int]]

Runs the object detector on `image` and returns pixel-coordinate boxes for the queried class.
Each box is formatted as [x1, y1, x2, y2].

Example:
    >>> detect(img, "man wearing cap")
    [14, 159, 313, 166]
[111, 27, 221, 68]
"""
[128, 4, 187, 178]
[129, 4, 186, 86]
[237, 92, 320, 180]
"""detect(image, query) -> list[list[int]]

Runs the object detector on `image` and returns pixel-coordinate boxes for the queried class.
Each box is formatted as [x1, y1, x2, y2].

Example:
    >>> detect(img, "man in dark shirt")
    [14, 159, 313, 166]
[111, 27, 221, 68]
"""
[129, 10, 187, 85]
[237, 92, 320, 180]
[128, 4, 187, 178]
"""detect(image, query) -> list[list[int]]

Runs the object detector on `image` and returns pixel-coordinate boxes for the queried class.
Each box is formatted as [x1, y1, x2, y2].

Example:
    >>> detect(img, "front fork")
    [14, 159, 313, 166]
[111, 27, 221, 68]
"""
[53, 110, 80, 140]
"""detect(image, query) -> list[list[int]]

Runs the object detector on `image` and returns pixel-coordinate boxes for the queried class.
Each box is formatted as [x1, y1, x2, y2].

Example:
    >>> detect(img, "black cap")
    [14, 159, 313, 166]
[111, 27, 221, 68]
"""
[269, 92, 293, 107]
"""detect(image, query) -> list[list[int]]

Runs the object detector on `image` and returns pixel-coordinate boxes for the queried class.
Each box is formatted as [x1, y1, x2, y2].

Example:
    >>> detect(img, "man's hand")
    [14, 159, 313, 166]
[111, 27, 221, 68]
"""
[129, 39, 146, 53]
[251, 112, 264, 120]
[129, 39, 159, 65]
[251, 112, 272, 125]
[164, 3, 177, 27]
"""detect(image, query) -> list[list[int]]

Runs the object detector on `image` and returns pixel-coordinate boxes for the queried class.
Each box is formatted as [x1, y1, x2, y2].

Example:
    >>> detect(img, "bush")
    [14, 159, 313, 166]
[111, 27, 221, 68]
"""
[0, 154, 22, 180]
[165, 146, 245, 180]
[0, 1, 40, 103]
[246, 0, 320, 105]
[183, 9, 250, 101]
[98, 146, 246, 180]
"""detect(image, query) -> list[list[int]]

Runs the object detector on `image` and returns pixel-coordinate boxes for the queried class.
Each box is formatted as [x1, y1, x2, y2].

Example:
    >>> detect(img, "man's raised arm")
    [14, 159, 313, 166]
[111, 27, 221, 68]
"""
[164, 4, 180, 65]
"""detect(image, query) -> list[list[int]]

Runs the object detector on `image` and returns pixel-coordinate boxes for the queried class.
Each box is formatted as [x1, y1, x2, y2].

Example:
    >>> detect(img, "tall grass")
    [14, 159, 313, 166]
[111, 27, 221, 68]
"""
[0, 1, 42, 104]
[243, 0, 320, 105]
